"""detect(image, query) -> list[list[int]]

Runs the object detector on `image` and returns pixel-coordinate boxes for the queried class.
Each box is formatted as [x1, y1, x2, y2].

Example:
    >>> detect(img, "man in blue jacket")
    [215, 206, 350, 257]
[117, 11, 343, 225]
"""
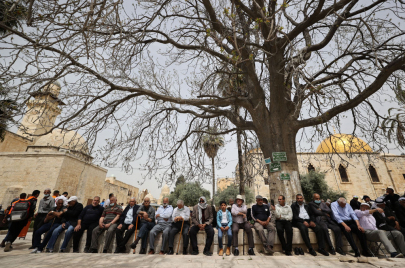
[72, 196, 104, 253]
[114, 197, 140, 253]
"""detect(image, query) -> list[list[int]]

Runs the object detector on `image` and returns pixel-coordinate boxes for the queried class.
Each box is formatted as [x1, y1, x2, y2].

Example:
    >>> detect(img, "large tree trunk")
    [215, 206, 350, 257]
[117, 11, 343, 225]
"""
[237, 129, 245, 196]
[211, 157, 215, 205]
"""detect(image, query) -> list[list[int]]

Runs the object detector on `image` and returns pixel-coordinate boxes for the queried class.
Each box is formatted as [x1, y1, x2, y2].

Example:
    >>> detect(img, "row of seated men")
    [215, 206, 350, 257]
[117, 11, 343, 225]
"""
[2, 189, 405, 258]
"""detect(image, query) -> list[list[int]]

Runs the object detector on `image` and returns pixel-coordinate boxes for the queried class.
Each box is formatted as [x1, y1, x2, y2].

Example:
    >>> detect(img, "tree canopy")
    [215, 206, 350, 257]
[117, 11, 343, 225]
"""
[215, 184, 254, 207]
[167, 182, 211, 207]
[300, 170, 346, 202]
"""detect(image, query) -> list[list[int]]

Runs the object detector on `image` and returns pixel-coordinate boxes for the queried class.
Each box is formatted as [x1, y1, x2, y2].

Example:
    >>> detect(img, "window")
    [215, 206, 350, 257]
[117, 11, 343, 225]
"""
[403, 174, 405, 180]
[368, 165, 380, 182]
[308, 164, 315, 173]
[338, 164, 349, 182]
[264, 177, 269, 185]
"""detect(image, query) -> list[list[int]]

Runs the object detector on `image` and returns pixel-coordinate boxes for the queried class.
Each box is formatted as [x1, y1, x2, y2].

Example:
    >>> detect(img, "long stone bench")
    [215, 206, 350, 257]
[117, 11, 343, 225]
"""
[47, 227, 357, 255]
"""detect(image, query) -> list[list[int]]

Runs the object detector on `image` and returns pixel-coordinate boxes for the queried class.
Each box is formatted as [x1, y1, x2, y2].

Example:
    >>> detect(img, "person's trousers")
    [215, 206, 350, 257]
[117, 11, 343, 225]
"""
[37, 223, 61, 251]
[149, 222, 171, 251]
[32, 213, 47, 246]
[318, 220, 342, 248]
[5, 219, 29, 244]
[137, 221, 155, 249]
[168, 221, 190, 249]
[115, 223, 136, 250]
[90, 224, 118, 251]
[254, 221, 275, 248]
[46, 221, 74, 250]
[33, 221, 52, 248]
[189, 224, 214, 252]
[218, 223, 232, 249]
[292, 220, 325, 250]
[339, 220, 368, 253]
[365, 229, 405, 254]
[276, 220, 293, 252]
[72, 222, 99, 251]
[232, 222, 254, 248]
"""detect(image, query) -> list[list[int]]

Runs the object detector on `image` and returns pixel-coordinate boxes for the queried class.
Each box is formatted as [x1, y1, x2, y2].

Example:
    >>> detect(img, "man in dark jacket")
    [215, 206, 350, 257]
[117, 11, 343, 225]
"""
[72, 196, 104, 252]
[3, 190, 40, 252]
[189, 196, 214, 256]
[45, 196, 83, 253]
[349, 196, 361, 211]
[115, 197, 139, 253]
[308, 194, 345, 256]
[384, 186, 400, 211]
[397, 197, 405, 229]
[291, 194, 327, 256]
[373, 197, 405, 236]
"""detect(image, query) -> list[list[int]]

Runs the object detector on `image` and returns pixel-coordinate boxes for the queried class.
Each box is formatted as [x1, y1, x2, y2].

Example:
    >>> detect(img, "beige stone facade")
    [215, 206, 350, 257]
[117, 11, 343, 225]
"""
[157, 184, 170, 205]
[217, 177, 235, 191]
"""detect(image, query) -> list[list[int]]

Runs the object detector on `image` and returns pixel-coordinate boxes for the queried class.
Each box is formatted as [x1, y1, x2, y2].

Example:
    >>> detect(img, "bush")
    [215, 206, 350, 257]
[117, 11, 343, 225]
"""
[167, 182, 211, 207]
[300, 170, 346, 202]
[214, 184, 254, 207]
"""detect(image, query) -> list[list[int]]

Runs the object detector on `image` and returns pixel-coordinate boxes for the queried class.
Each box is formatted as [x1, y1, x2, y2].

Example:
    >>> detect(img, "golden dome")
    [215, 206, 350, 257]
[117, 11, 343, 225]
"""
[35, 128, 88, 154]
[316, 134, 373, 153]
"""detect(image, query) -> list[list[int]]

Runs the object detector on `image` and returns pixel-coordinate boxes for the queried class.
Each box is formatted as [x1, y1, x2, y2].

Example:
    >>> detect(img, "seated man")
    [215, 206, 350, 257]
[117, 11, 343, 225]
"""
[274, 195, 293, 256]
[148, 197, 173, 254]
[373, 198, 405, 237]
[168, 199, 191, 255]
[130, 197, 155, 254]
[31, 199, 65, 253]
[45, 196, 83, 253]
[189, 196, 214, 256]
[331, 197, 370, 257]
[350, 196, 361, 211]
[55, 192, 68, 207]
[89, 196, 122, 253]
[114, 197, 139, 253]
[383, 186, 400, 211]
[251, 195, 275, 254]
[72, 196, 104, 253]
[292, 194, 328, 256]
[231, 195, 255, 256]
[396, 197, 405, 229]
[355, 203, 404, 258]
[308, 193, 344, 255]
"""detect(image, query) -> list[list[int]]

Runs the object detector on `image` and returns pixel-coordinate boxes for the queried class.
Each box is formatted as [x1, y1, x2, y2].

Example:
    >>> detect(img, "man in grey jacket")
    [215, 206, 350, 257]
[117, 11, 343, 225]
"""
[130, 197, 155, 254]
[30, 188, 54, 249]
[189, 196, 214, 256]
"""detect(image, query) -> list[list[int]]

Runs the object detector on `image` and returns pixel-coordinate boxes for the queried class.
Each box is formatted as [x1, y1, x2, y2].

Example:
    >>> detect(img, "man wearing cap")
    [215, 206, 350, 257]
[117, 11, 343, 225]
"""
[373, 198, 405, 237]
[331, 197, 369, 257]
[45, 196, 83, 253]
[308, 193, 345, 256]
[292, 194, 328, 256]
[251, 195, 275, 254]
[189, 196, 214, 256]
[350, 196, 361, 211]
[384, 186, 400, 211]
[396, 197, 405, 229]
[355, 202, 405, 258]
[231, 195, 255, 256]
[55, 192, 68, 206]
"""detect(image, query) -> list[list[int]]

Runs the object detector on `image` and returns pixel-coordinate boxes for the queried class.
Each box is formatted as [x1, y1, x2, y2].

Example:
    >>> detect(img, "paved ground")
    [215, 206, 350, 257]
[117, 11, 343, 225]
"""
[1, 233, 405, 268]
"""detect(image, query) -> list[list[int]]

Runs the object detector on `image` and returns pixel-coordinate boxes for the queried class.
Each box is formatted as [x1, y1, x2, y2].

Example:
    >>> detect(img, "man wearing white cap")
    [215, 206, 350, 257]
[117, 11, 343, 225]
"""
[355, 202, 405, 258]
[384, 186, 400, 211]
[231, 195, 255, 256]
[45, 196, 83, 252]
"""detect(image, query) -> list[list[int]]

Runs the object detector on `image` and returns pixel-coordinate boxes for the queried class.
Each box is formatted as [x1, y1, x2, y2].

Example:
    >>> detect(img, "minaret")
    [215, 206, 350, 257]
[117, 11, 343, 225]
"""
[17, 81, 65, 143]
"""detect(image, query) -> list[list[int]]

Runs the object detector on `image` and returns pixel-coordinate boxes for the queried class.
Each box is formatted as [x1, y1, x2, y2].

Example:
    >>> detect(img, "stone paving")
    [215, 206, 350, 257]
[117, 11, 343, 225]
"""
[1, 233, 405, 268]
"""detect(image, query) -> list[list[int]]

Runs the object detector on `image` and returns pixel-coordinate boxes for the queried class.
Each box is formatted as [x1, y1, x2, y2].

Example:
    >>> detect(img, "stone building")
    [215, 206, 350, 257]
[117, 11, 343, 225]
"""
[226, 134, 405, 203]
[156, 184, 170, 205]
[0, 82, 139, 207]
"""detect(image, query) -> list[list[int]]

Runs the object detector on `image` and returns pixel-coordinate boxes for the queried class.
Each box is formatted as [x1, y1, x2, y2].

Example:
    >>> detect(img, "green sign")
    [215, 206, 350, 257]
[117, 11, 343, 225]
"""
[269, 162, 281, 172]
[264, 157, 272, 164]
[272, 152, 287, 162]
[280, 173, 290, 180]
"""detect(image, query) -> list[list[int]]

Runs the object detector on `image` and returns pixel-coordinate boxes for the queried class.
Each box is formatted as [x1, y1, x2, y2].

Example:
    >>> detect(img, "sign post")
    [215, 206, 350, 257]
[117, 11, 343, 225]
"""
[269, 162, 281, 173]
[272, 152, 287, 162]
[264, 157, 272, 165]
[280, 173, 291, 180]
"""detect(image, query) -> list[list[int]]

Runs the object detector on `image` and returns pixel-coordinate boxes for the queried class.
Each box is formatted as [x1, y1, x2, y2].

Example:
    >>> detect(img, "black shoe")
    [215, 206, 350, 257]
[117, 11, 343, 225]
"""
[330, 247, 336, 255]
[73, 249, 79, 253]
[299, 247, 305, 255]
[309, 248, 317, 256]
[168, 247, 174, 255]
[362, 251, 372, 257]
[29, 246, 35, 250]
[90, 248, 98, 253]
[130, 242, 137, 249]
[139, 248, 146, 254]
[191, 250, 198, 255]
[114, 247, 121, 254]
[203, 251, 212, 256]
[183, 247, 188, 255]
[59, 249, 67, 253]
[354, 250, 361, 257]
[83, 247, 89, 253]
[248, 248, 255, 255]
[286, 251, 292, 256]
[294, 247, 300, 255]
[336, 247, 346, 256]
[234, 248, 239, 256]
[318, 248, 329, 256]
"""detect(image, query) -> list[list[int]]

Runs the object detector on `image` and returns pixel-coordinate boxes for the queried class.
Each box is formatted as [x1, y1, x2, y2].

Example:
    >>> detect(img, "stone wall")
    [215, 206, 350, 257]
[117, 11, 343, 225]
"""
[0, 131, 33, 153]
[104, 176, 140, 205]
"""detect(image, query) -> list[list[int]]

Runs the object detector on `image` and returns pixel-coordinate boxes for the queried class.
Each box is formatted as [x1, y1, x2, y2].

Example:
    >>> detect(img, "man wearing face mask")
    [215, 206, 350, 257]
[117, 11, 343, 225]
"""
[308, 193, 344, 256]
[168, 199, 190, 255]
[30, 188, 54, 249]
[148, 197, 173, 254]
[189, 196, 214, 256]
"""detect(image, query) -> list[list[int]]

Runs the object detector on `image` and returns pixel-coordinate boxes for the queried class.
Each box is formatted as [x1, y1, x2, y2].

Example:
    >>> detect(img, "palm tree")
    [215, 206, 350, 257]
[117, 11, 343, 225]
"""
[202, 128, 224, 205]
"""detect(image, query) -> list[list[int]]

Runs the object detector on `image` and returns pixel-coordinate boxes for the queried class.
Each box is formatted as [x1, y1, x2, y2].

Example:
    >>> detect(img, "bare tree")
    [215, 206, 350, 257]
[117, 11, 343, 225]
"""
[1, 1, 405, 202]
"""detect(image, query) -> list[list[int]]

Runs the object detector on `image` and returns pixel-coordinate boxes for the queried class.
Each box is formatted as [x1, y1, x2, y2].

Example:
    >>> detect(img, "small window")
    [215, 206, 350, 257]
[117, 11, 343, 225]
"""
[308, 164, 315, 173]
[338, 164, 349, 182]
[369, 165, 380, 182]
[264, 177, 269, 185]
[403, 174, 405, 180]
